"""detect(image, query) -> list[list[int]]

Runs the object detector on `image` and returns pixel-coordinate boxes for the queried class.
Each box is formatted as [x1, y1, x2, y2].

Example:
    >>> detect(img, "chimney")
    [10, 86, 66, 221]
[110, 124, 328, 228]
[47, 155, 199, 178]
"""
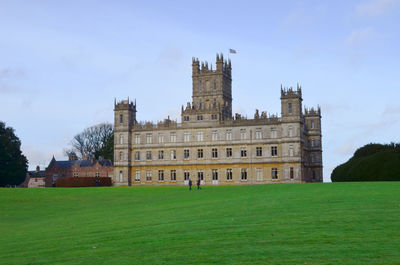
[36, 165, 40, 172]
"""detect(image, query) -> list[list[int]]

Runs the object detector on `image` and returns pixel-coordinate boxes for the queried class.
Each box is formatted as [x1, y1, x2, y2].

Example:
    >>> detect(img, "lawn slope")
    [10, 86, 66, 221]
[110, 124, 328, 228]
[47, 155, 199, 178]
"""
[1, 183, 400, 264]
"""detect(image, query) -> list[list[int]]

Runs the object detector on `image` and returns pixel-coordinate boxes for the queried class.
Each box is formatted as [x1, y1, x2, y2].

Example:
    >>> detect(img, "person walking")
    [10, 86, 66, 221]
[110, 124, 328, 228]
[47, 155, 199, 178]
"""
[188, 178, 192, 190]
[197, 178, 201, 190]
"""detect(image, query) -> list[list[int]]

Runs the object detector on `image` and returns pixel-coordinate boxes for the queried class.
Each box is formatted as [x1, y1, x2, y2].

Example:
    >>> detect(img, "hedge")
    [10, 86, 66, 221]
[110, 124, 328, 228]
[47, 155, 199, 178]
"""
[56, 177, 112, 187]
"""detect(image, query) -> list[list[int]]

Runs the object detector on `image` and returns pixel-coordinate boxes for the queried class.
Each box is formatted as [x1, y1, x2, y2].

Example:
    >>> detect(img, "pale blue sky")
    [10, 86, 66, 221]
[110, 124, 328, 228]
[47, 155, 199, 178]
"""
[1, 0, 399, 181]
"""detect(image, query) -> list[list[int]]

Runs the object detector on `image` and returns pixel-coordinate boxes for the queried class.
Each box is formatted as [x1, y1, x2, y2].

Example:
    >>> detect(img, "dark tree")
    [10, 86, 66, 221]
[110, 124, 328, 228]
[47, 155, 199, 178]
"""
[66, 123, 114, 160]
[0, 121, 28, 186]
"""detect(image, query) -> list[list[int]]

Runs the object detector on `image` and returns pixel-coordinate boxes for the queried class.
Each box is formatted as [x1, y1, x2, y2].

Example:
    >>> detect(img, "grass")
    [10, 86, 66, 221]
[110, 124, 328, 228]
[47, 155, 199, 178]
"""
[1, 182, 400, 264]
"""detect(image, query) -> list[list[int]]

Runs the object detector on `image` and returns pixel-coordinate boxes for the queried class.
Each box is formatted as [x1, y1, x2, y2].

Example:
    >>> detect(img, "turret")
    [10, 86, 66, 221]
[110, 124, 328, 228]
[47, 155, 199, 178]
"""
[280, 84, 302, 122]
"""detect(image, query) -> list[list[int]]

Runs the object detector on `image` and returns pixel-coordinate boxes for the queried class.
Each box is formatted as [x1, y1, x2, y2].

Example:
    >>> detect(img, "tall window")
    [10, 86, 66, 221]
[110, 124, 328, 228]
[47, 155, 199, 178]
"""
[119, 151, 124, 161]
[119, 114, 123, 124]
[240, 129, 246, 140]
[226, 148, 232, 158]
[171, 150, 176, 160]
[212, 131, 218, 141]
[290, 167, 294, 179]
[146, 171, 152, 181]
[119, 134, 124, 144]
[170, 133, 176, 142]
[158, 150, 164, 160]
[197, 115, 203, 121]
[146, 134, 152, 144]
[170, 170, 176, 181]
[311, 153, 315, 162]
[184, 116, 189, 121]
[198, 80, 202, 91]
[226, 130, 232, 140]
[184, 171, 190, 180]
[312, 170, 316, 180]
[288, 126, 293, 137]
[134, 151, 140, 161]
[158, 170, 164, 181]
[271, 128, 277, 138]
[311, 120, 315, 129]
[135, 171, 141, 182]
[146, 151, 152, 160]
[212, 148, 218, 158]
[311, 139, 315, 147]
[271, 146, 278, 157]
[213, 81, 216, 90]
[272, 168, 278, 180]
[256, 168, 263, 181]
[198, 171, 204, 180]
[241, 168, 247, 181]
[158, 134, 164, 143]
[288, 103, 292, 114]
[226, 169, 232, 180]
[119, 171, 123, 182]
[212, 169, 218, 180]
[197, 131, 204, 141]
[184, 132, 190, 142]
[135, 134, 140, 144]
[256, 147, 262, 157]
[255, 130, 262, 139]
[289, 145, 294, 157]
[95, 172, 100, 177]
[197, 149, 203, 159]
[211, 114, 218, 120]
[184, 149, 190, 159]
[241, 148, 247, 157]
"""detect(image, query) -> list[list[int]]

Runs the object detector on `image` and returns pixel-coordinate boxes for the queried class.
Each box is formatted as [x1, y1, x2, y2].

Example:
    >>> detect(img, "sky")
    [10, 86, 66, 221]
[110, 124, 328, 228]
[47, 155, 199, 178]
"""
[1, 0, 399, 182]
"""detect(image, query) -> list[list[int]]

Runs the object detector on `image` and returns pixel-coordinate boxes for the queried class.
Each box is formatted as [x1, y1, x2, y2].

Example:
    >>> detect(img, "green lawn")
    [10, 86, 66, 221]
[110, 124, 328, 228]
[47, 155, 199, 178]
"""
[1, 183, 400, 265]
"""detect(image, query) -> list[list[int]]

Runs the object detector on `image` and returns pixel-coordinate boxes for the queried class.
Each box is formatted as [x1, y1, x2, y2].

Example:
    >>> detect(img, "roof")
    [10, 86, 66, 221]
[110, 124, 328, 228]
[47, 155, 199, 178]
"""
[27, 170, 46, 178]
[48, 157, 113, 169]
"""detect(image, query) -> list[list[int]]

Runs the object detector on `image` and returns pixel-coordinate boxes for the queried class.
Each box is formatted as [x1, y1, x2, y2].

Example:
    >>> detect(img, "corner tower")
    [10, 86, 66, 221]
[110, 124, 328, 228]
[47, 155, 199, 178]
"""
[113, 99, 136, 186]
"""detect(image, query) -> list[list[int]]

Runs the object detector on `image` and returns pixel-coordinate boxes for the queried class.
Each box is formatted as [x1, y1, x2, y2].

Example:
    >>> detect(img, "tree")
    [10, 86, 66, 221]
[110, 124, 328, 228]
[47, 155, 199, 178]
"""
[0, 121, 28, 186]
[66, 123, 114, 161]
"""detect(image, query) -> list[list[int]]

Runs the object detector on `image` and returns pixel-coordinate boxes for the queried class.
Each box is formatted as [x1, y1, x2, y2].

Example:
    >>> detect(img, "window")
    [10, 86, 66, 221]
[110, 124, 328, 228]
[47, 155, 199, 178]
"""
[213, 81, 216, 90]
[272, 168, 279, 180]
[197, 131, 204, 141]
[311, 120, 315, 129]
[241, 148, 247, 157]
[171, 150, 176, 160]
[271, 128, 277, 138]
[212, 169, 218, 180]
[288, 126, 293, 137]
[311, 139, 315, 147]
[158, 134, 164, 143]
[95, 172, 100, 177]
[198, 171, 204, 180]
[146, 151, 152, 160]
[290, 167, 294, 179]
[212, 148, 218, 158]
[134, 151, 140, 161]
[211, 114, 218, 120]
[212, 130, 218, 140]
[184, 149, 190, 159]
[119, 151, 124, 161]
[197, 115, 203, 121]
[256, 147, 262, 157]
[119, 134, 124, 144]
[241, 168, 247, 181]
[170, 170, 176, 181]
[312, 170, 316, 180]
[311, 153, 315, 162]
[146, 171, 152, 181]
[158, 150, 164, 160]
[226, 130, 232, 140]
[197, 149, 203, 159]
[146, 134, 152, 144]
[240, 129, 246, 140]
[170, 133, 176, 142]
[184, 132, 190, 142]
[289, 145, 294, 157]
[184, 171, 190, 181]
[198, 80, 202, 91]
[226, 148, 232, 158]
[119, 171, 123, 182]
[226, 169, 232, 180]
[288, 103, 292, 114]
[135, 171, 141, 181]
[135, 134, 140, 144]
[73, 173, 78, 178]
[255, 130, 262, 139]
[256, 168, 263, 181]
[119, 114, 123, 124]
[184, 116, 189, 121]
[271, 146, 278, 157]
[158, 170, 164, 181]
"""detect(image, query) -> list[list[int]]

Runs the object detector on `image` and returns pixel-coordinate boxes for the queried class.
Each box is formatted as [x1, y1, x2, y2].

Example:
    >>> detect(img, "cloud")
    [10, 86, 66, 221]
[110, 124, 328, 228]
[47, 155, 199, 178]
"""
[346, 27, 376, 46]
[383, 105, 400, 116]
[355, 0, 400, 17]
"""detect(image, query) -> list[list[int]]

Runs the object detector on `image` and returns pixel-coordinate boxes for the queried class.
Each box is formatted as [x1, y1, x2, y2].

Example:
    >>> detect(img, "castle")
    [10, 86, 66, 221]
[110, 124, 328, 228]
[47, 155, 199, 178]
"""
[113, 54, 322, 186]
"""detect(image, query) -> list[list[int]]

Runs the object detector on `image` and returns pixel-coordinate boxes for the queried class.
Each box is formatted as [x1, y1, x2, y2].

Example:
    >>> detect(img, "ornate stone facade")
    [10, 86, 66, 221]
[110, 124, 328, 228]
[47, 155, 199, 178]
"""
[113, 54, 322, 186]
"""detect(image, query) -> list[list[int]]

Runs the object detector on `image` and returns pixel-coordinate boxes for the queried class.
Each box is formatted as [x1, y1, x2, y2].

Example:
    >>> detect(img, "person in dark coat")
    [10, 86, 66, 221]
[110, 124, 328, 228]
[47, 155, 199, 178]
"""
[197, 178, 201, 190]
[188, 179, 192, 190]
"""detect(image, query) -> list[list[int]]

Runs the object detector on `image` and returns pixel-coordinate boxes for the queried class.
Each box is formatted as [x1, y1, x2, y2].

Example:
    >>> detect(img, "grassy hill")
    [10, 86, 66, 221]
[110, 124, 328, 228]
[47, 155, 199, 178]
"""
[331, 143, 400, 182]
[1, 183, 400, 264]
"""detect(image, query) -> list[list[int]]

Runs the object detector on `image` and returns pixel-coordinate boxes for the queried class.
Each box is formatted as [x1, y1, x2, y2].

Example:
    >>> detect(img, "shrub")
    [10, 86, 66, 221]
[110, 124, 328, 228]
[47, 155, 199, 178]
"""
[56, 177, 112, 187]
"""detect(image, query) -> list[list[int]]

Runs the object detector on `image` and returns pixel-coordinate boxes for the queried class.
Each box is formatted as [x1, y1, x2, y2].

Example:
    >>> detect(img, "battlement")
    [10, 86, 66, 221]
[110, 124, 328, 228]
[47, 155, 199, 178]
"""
[281, 84, 302, 99]
[192, 53, 231, 76]
[114, 98, 136, 111]
[304, 106, 321, 116]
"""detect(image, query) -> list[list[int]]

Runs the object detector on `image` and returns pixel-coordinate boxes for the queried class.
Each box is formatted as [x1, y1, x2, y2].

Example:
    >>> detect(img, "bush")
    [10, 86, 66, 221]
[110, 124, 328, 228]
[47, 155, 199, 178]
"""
[56, 177, 112, 187]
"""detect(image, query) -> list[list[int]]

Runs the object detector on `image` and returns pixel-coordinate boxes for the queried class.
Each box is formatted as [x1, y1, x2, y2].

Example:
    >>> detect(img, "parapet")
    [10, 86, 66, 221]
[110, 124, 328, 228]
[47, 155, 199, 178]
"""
[192, 53, 231, 76]
[304, 106, 321, 116]
[281, 84, 302, 99]
[114, 98, 136, 111]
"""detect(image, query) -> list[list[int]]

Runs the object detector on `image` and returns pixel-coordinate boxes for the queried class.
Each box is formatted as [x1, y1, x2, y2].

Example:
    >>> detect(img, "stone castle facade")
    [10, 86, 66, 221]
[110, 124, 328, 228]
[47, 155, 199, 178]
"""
[113, 54, 322, 186]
